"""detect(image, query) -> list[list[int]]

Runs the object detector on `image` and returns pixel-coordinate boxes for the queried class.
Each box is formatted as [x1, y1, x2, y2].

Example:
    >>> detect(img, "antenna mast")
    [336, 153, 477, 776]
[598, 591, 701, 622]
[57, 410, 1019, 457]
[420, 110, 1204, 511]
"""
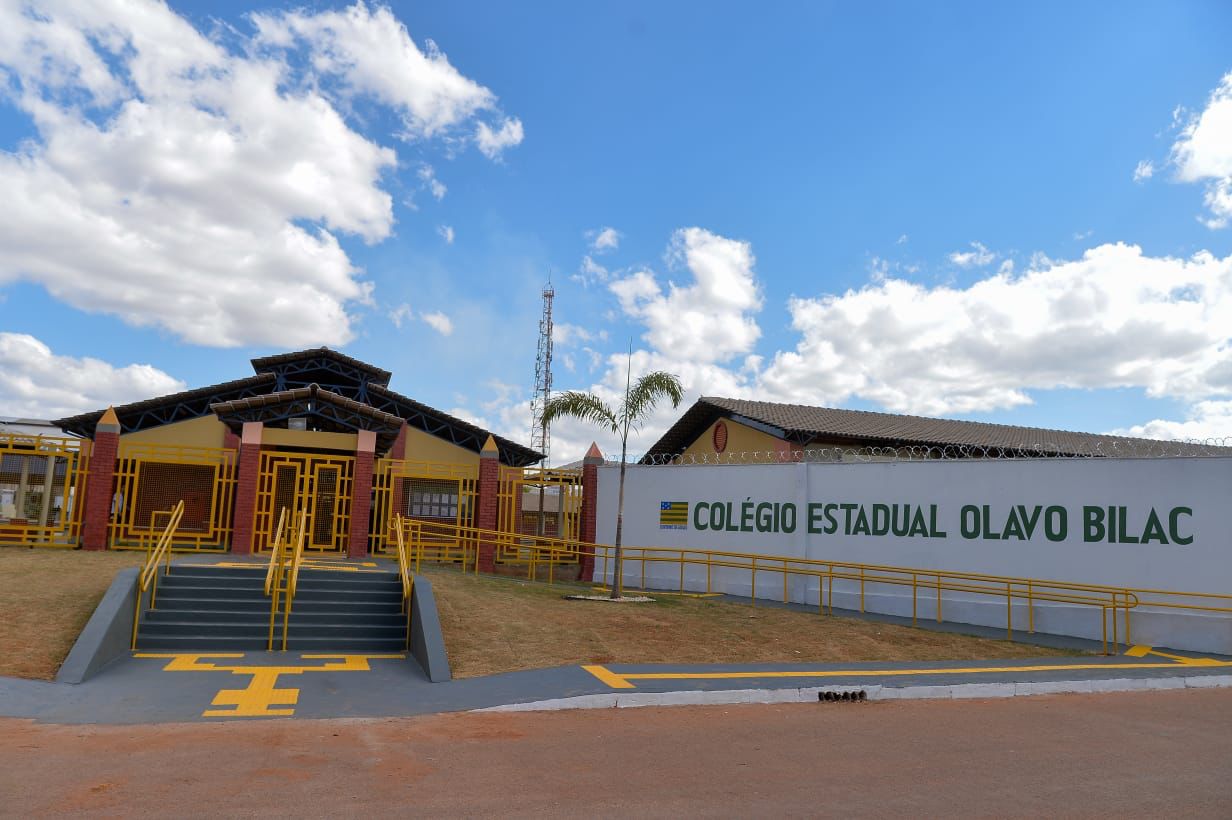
[530, 280, 555, 466]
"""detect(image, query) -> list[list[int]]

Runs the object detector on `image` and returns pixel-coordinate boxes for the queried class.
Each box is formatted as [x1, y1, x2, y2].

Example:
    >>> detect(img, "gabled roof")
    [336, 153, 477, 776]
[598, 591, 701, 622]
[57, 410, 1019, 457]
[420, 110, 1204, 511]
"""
[645, 396, 1226, 459]
[211, 384, 404, 452]
[367, 383, 542, 467]
[54, 374, 276, 438]
[251, 347, 392, 385]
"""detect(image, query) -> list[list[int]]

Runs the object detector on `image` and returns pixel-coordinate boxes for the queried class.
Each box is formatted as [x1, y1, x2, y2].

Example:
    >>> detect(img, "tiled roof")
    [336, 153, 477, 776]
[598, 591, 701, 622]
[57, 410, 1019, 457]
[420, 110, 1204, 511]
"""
[644, 396, 1226, 458]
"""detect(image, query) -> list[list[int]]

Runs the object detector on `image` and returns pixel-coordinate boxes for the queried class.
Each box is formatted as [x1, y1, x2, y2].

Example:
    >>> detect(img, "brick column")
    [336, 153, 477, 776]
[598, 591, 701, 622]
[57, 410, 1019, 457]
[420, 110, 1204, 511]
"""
[476, 435, 500, 573]
[348, 430, 377, 559]
[81, 407, 121, 551]
[579, 442, 603, 582]
[230, 422, 263, 555]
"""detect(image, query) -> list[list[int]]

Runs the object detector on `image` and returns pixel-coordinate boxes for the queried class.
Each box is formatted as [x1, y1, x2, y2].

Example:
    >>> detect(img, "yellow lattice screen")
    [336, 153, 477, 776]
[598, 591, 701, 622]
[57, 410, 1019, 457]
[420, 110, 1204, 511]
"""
[110, 442, 236, 551]
[0, 434, 89, 547]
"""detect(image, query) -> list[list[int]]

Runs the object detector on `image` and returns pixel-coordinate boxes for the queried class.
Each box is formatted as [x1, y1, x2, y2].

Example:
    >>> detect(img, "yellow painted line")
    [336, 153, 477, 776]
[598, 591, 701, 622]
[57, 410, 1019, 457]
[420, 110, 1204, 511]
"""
[1124, 645, 1152, 657]
[582, 664, 635, 689]
[135, 653, 406, 717]
[1122, 645, 1222, 665]
[582, 660, 1232, 689]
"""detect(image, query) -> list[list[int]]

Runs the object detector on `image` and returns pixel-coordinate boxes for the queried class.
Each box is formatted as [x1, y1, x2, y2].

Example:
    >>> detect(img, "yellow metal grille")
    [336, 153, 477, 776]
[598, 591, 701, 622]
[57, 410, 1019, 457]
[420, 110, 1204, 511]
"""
[370, 459, 477, 555]
[0, 433, 90, 547]
[498, 466, 583, 541]
[253, 451, 354, 553]
[110, 443, 236, 551]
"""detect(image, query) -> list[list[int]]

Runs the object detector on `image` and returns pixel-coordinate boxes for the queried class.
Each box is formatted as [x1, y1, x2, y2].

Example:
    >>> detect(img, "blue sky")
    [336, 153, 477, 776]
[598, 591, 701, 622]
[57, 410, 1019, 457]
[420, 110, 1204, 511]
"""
[1, 1, 1231, 461]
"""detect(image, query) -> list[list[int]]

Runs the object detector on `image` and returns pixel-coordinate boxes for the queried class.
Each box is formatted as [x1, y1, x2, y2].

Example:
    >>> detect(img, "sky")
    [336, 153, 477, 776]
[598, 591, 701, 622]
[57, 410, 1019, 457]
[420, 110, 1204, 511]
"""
[1, 1, 1232, 464]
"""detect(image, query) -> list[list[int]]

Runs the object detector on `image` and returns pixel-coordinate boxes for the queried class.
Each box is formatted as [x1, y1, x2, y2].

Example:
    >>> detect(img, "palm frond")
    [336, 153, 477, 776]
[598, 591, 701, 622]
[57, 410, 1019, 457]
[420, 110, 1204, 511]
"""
[541, 391, 620, 434]
[622, 371, 684, 425]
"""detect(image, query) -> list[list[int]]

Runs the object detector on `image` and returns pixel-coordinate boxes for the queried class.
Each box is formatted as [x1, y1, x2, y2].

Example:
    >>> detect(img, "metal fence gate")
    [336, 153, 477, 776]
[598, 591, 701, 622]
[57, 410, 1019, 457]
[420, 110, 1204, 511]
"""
[109, 443, 237, 551]
[370, 458, 477, 556]
[253, 451, 354, 553]
[0, 433, 90, 547]
[497, 466, 583, 541]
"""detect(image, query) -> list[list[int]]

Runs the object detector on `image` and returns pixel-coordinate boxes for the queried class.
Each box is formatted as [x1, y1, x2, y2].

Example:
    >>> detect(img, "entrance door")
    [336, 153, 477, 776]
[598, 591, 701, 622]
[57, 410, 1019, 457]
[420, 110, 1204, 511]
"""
[254, 451, 355, 552]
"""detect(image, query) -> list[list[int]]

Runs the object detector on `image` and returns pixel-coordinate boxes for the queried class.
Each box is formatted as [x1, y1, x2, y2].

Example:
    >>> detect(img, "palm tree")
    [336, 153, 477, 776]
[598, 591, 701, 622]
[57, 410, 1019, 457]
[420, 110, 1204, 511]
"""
[542, 362, 683, 599]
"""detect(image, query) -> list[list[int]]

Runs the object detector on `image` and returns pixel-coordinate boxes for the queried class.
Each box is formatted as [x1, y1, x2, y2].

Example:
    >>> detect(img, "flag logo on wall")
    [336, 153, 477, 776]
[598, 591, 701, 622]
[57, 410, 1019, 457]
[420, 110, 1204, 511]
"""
[659, 501, 688, 530]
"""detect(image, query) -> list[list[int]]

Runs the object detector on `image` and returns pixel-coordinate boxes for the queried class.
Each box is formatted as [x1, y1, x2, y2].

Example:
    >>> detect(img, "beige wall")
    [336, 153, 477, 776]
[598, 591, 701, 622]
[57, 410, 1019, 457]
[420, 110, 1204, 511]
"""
[262, 427, 357, 452]
[402, 425, 479, 466]
[681, 417, 791, 458]
[120, 416, 227, 448]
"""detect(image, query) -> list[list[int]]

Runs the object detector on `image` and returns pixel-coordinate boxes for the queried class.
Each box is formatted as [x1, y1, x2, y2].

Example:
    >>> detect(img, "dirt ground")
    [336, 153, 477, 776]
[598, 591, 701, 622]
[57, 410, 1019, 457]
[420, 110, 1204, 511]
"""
[3, 688, 1230, 817]
[0, 546, 144, 679]
[427, 567, 1080, 678]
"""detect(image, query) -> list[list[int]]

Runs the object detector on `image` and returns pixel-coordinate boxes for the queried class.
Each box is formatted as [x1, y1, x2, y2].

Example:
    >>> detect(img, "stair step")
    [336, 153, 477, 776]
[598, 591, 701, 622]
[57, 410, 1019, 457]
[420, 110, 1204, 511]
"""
[144, 609, 407, 626]
[137, 635, 407, 652]
[140, 621, 406, 638]
[152, 597, 402, 614]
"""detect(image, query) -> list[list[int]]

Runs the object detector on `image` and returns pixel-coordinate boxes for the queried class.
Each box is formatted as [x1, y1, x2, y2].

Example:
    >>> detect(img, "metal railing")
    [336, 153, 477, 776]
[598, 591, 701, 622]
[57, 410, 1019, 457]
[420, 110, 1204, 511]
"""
[264, 506, 307, 650]
[130, 499, 185, 649]
[390, 515, 420, 650]
[395, 519, 1232, 656]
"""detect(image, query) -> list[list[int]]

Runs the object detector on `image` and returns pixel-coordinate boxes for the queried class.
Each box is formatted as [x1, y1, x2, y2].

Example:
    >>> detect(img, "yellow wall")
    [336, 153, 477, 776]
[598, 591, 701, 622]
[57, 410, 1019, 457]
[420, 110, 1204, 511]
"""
[402, 425, 479, 466]
[681, 417, 788, 458]
[262, 427, 357, 452]
[120, 416, 227, 448]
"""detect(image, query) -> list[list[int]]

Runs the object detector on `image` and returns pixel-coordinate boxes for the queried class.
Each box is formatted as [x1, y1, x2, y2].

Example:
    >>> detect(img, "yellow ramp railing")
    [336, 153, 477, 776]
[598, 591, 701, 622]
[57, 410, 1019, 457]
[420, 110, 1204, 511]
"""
[264, 506, 307, 650]
[392, 518, 1232, 656]
[130, 500, 185, 649]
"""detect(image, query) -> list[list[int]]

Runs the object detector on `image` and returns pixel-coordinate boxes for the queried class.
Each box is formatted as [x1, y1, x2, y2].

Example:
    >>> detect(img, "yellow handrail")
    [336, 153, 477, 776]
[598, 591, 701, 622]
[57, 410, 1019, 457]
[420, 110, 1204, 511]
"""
[264, 507, 289, 596]
[391, 515, 420, 650]
[131, 500, 185, 649]
[395, 518, 1232, 656]
[279, 506, 308, 650]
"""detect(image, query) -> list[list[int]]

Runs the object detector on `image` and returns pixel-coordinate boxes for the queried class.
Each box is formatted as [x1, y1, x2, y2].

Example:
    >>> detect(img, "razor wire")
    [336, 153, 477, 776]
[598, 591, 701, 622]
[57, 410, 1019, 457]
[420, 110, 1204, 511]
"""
[604, 436, 1232, 467]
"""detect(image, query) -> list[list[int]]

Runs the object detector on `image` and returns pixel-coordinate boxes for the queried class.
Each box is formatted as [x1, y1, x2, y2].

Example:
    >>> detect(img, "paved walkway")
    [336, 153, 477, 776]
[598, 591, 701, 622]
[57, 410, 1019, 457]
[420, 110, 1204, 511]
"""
[2, 643, 1229, 724]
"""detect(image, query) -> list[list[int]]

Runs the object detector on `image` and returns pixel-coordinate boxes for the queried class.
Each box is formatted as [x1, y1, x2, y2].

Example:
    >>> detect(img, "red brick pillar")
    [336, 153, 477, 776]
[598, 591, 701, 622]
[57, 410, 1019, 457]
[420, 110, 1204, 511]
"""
[81, 407, 121, 551]
[476, 435, 500, 573]
[230, 422, 262, 555]
[579, 442, 603, 581]
[348, 430, 376, 559]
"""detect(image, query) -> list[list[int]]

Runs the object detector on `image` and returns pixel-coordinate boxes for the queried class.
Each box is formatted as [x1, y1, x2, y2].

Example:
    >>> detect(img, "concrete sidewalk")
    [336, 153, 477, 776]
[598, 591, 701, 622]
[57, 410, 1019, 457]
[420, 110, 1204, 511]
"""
[2, 645, 1229, 724]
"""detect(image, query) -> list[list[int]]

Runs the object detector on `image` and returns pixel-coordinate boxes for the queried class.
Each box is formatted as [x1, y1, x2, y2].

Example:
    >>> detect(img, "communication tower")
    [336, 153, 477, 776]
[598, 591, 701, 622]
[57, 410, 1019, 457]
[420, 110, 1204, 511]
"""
[530, 281, 554, 465]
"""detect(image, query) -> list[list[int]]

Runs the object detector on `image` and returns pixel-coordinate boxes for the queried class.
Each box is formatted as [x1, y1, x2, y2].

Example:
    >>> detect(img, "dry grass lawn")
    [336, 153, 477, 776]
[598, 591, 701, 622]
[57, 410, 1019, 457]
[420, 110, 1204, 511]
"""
[0, 545, 144, 680]
[427, 567, 1082, 678]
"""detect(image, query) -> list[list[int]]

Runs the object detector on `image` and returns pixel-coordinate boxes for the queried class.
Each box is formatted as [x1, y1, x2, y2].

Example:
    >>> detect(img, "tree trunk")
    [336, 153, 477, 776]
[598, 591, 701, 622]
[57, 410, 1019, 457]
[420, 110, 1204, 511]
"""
[612, 445, 627, 599]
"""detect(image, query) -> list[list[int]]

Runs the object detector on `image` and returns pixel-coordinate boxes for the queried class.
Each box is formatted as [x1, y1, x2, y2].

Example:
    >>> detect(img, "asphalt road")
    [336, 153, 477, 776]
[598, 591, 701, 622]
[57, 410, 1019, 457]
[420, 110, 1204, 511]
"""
[3, 688, 1230, 817]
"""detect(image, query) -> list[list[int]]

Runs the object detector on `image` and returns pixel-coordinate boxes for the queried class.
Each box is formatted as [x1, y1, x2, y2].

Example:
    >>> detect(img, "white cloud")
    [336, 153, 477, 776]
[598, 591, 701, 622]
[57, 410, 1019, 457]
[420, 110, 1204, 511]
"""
[948, 241, 996, 268]
[587, 226, 621, 253]
[1168, 71, 1232, 228]
[475, 116, 524, 159]
[1133, 160, 1155, 182]
[251, 2, 500, 138]
[0, 333, 185, 419]
[437, 225, 455, 244]
[419, 165, 447, 200]
[0, 1, 517, 347]
[760, 243, 1232, 416]
[609, 227, 762, 364]
[896, 234, 909, 245]
[388, 302, 414, 328]
[421, 311, 454, 336]
[1114, 401, 1232, 442]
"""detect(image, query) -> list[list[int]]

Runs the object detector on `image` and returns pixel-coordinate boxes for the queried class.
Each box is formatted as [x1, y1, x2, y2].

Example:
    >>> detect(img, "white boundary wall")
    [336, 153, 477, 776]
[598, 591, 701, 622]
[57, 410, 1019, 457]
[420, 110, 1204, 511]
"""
[594, 457, 1232, 654]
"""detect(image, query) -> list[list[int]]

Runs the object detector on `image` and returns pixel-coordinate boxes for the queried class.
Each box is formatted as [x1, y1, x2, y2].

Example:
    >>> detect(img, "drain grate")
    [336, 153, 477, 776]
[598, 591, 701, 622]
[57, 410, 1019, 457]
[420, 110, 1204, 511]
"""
[818, 690, 867, 702]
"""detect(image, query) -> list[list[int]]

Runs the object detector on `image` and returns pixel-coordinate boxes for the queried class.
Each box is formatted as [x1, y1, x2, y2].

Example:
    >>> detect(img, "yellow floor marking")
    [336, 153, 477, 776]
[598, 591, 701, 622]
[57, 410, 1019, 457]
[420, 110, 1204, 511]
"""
[1124, 645, 1152, 657]
[133, 653, 404, 717]
[1123, 645, 1221, 665]
[582, 659, 1232, 689]
[581, 664, 636, 689]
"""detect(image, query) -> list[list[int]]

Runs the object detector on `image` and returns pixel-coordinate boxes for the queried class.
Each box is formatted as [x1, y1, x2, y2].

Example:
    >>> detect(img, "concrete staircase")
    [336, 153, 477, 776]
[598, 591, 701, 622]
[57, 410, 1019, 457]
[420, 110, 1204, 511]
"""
[136, 564, 407, 651]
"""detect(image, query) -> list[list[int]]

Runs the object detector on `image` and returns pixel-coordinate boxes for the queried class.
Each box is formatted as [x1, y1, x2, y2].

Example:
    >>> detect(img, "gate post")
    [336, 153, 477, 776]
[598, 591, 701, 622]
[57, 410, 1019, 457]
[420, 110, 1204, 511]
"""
[81, 407, 121, 551]
[579, 442, 603, 582]
[230, 422, 262, 555]
[348, 430, 376, 558]
[476, 435, 500, 572]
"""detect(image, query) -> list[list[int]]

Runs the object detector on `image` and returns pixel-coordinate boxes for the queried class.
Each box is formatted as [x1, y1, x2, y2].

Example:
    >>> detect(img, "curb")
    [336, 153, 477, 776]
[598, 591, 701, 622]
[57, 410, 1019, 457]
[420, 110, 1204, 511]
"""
[475, 673, 1232, 713]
